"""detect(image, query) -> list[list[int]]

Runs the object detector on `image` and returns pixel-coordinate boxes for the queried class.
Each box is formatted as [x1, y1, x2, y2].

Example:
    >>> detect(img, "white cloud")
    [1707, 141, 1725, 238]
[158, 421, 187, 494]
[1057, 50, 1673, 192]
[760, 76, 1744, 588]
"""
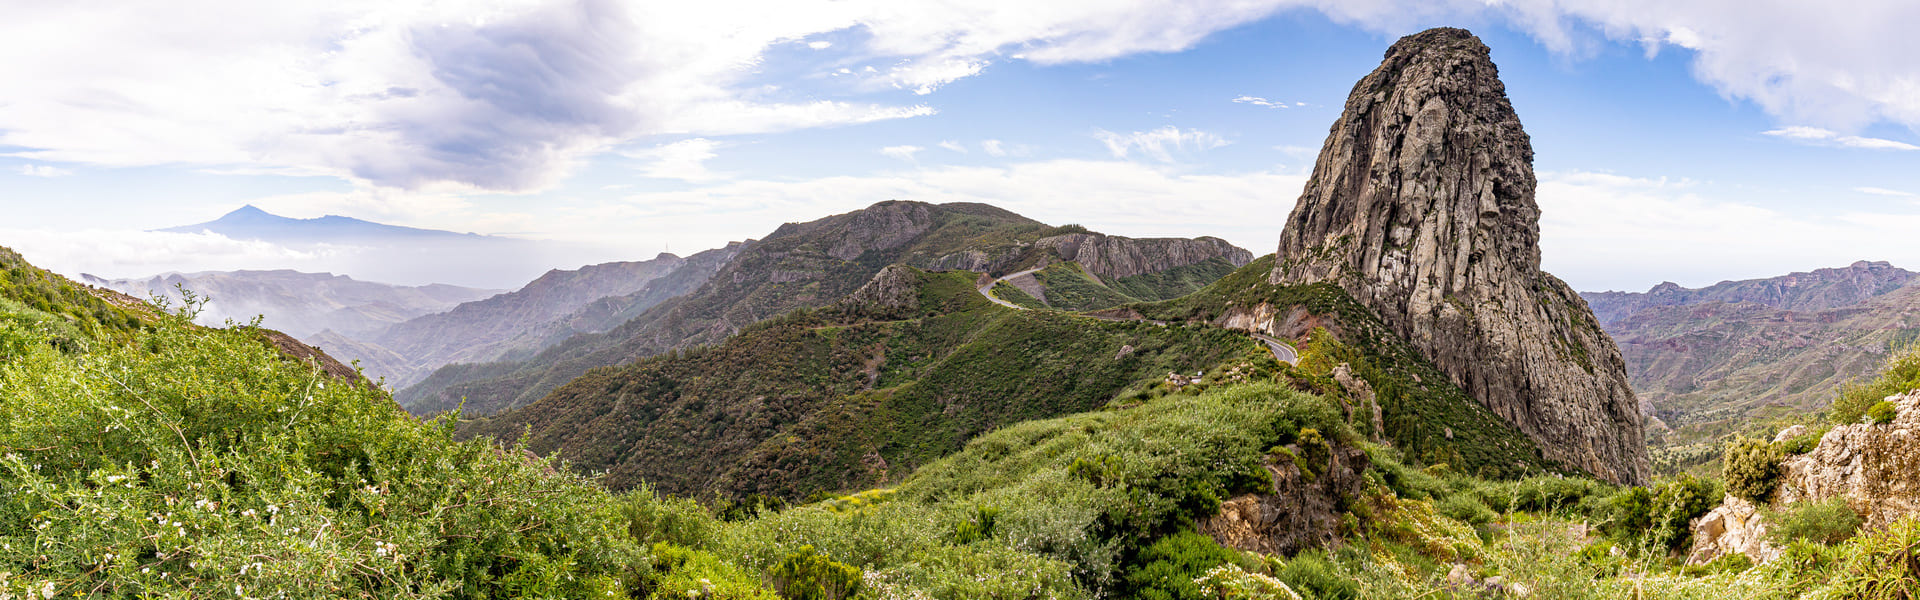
[1094, 126, 1229, 162]
[623, 138, 729, 182]
[981, 140, 1007, 157]
[1537, 170, 1920, 291]
[807, 41, 833, 50]
[1762, 126, 1919, 151]
[6, 0, 1920, 196]
[937, 140, 968, 153]
[1232, 95, 1290, 108]
[880, 145, 924, 161]
[17, 164, 71, 177]
[1855, 186, 1915, 197]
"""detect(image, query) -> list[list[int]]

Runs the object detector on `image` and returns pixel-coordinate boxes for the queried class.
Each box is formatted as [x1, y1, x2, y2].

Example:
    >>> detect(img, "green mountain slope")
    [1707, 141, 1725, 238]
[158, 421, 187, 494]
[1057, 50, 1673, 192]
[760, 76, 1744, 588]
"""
[1125, 255, 1561, 480]
[400, 201, 1249, 418]
[459, 266, 1269, 500]
[1, 246, 148, 343]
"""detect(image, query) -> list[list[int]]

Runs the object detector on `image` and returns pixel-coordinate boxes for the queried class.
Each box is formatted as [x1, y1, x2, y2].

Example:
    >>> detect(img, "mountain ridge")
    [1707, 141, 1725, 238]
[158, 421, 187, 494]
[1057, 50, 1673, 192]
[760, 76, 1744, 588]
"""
[398, 200, 1253, 416]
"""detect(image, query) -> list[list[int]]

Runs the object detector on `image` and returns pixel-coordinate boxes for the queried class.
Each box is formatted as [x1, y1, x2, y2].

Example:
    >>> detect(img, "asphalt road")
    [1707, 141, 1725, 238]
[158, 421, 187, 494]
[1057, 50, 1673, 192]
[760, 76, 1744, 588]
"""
[1251, 333, 1299, 365]
[976, 268, 1043, 309]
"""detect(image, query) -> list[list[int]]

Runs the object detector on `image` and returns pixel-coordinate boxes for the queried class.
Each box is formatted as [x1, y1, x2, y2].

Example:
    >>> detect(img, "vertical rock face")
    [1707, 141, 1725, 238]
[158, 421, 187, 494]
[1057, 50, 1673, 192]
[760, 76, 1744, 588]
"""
[1271, 28, 1648, 483]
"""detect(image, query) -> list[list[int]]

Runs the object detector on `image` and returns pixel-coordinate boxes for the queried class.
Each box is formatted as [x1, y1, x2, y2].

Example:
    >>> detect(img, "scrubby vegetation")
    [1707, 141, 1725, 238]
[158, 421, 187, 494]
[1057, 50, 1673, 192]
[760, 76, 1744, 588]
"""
[1829, 341, 1920, 424]
[462, 268, 1267, 501]
[1130, 255, 1559, 479]
[0, 298, 651, 597]
[15, 243, 1920, 598]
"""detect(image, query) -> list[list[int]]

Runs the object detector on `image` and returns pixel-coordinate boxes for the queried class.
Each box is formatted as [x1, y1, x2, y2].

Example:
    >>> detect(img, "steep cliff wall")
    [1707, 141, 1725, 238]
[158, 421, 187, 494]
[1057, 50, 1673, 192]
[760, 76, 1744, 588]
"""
[1270, 28, 1648, 483]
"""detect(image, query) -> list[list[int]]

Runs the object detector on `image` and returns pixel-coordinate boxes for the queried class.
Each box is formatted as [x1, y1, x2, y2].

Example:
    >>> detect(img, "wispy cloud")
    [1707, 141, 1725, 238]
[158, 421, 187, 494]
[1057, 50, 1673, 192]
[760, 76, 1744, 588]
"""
[623, 138, 729, 182]
[1231, 95, 1291, 108]
[981, 140, 1007, 157]
[1856, 186, 1916, 197]
[1093, 126, 1228, 162]
[1763, 126, 1919, 150]
[17, 164, 71, 177]
[937, 140, 968, 154]
[880, 145, 923, 161]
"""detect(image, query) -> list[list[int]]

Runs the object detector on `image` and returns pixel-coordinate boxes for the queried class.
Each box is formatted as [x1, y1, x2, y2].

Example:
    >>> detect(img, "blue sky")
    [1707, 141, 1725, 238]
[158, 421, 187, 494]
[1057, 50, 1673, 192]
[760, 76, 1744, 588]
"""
[3, 1, 1918, 291]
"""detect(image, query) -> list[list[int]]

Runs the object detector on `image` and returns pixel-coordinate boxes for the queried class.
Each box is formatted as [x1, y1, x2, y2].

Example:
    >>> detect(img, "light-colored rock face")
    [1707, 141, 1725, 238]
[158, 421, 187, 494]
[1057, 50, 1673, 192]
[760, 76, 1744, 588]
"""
[1033, 233, 1253, 280]
[1269, 27, 1648, 484]
[1686, 495, 1780, 566]
[1778, 390, 1920, 528]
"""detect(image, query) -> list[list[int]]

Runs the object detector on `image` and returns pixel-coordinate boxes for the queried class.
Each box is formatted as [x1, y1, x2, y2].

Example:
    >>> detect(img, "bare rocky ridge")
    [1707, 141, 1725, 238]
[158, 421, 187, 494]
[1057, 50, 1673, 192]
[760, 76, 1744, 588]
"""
[1576, 262, 1920, 451]
[1270, 28, 1648, 483]
[1583, 260, 1917, 325]
[927, 232, 1250, 281]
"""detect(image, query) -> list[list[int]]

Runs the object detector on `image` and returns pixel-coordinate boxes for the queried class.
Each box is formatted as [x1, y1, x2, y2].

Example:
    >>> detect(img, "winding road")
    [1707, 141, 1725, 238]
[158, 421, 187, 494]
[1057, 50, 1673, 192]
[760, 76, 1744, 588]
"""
[977, 268, 1042, 309]
[977, 269, 1298, 365]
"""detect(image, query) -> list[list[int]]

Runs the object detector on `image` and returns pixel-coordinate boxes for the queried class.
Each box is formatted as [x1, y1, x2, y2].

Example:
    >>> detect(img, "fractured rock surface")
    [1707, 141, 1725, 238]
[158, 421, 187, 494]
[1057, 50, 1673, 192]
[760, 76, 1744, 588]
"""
[1270, 27, 1648, 483]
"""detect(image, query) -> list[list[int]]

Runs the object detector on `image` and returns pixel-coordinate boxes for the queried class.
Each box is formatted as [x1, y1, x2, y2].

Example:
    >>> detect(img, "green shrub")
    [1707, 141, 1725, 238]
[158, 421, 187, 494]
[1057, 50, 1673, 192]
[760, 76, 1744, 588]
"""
[1600, 474, 1719, 552]
[1192, 563, 1299, 600]
[1125, 531, 1243, 600]
[1509, 475, 1611, 514]
[621, 484, 723, 548]
[950, 505, 1000, 545]
[1803, 515, 1920, 598]
[1723, 435, 1785, 504]
[1778, 426, 1827, 455]
[1828, 341, 1920, 425]
[1677, 552, 1752, 577]
[1272, 550, 1358, 600]
[650, 543, 779, 600]
[1767, 498, 1864, 546]
[770, 545, 863, 600]
[1436, 494, 1497, 526]
[1868, 400, 1899, 424]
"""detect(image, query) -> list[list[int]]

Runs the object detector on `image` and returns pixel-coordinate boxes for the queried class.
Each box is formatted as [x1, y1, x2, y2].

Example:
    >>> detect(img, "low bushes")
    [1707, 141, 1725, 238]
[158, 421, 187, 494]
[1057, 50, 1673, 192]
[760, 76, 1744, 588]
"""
[1723, 435, 1785, 504]
[1766, 498, 1864, 546]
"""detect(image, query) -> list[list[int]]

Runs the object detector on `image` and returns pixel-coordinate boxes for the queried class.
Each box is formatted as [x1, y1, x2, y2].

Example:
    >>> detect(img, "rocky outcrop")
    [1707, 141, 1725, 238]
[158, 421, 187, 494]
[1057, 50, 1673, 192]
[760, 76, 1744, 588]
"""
[1776, 390, 1920, 528]
[1200, 437, 1371, 555]
[926, 232, 1251, 281]
[1269, 28, 1648, 483]
[835, 264, 922, 321]
[1032, 233, 1252, 280]
[1685, 495, 1780, 566]
[1583, 260, 1915, 325]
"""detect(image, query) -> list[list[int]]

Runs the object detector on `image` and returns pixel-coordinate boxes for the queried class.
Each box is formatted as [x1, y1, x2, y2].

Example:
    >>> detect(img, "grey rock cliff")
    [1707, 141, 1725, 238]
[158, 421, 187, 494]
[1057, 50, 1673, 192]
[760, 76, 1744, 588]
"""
[1270, 28, 1648, 484]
